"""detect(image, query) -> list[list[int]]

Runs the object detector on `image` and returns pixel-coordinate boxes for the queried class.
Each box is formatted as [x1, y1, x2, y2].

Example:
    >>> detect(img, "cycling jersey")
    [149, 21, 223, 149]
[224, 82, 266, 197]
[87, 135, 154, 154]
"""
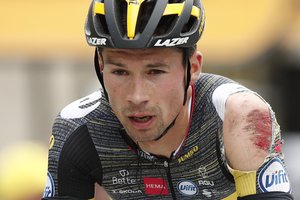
[43, 73, 292, 199]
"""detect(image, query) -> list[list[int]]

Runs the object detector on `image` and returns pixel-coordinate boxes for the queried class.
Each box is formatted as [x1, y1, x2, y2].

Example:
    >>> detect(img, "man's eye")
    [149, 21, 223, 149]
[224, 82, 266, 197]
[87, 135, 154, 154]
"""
[112, 70, 128, 76]
[149, 69, 165, 75]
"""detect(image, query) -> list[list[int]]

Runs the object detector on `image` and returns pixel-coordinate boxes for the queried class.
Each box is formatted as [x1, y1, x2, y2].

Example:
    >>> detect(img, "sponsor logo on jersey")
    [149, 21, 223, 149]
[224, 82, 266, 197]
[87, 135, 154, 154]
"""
[198, 180, 214, 186]
[202, 189, 213, 198]
[112, 169, 136, 185]
[87, 37, 107, 46]
[177, 180, 198, 196]
[43, 172, 55, 197]
[178, 145, 199, 164]
[258, 158, 291, 193]
[137, 149, 155, 161]
[198, 166, 209, 178]
[144, 177, 169, 195]
[49, 135, 54, 149]
[61, 91, 101, 119]
[197, 166, 215, 186]
[111, 189, 143, 194]
[119, 169, 129, 177]
[154, 37, 189, 47]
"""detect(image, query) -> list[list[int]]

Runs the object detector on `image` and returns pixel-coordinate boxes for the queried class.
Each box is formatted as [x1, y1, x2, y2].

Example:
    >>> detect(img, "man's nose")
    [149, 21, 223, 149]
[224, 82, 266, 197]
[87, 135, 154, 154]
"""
[126, 76, 149, 105]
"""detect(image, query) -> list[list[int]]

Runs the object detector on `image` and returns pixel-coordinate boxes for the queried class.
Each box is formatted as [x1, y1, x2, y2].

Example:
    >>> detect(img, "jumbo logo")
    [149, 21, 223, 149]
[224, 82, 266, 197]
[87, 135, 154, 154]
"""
[178, 145, 199, 164]
[177, 181, 198, 196]
[258, 158, 291, 193]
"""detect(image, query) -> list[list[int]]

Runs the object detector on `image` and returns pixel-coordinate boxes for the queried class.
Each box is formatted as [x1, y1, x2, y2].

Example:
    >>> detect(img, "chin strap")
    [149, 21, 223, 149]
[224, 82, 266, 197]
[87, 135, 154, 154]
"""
[183, 48, 191, 105]
[154, 113, 178, 141]
[155, 48, 191, 141]
[155, 49, 191, 141]
[94, 48, 109, 100]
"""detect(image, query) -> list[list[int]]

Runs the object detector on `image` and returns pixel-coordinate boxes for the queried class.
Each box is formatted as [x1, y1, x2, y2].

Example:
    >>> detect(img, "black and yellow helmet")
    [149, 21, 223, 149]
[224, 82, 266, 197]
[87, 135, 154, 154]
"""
[85, 0, 205, 49]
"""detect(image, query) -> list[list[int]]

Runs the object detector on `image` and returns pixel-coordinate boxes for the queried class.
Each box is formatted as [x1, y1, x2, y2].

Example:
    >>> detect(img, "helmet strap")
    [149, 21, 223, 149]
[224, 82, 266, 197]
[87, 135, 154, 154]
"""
[183, 48, 191, 105]
[154, 49, 191, 141]
[154, 113, 178, 141]
[94, 48, 109, 101]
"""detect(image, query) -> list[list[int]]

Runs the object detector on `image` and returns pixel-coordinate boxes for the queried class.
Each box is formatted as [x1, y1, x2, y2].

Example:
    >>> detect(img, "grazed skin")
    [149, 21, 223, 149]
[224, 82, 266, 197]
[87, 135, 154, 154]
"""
[245, 109, 272, 152]
[224, 92, 271, 171]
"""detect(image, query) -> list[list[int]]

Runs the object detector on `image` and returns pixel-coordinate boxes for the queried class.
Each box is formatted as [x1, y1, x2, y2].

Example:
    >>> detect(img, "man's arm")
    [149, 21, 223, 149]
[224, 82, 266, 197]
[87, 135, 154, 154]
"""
[224, 92, 270, 171]
[94, 183, 112, 200]
[42, 124, 103, 199]
[223, 92, 293, 199]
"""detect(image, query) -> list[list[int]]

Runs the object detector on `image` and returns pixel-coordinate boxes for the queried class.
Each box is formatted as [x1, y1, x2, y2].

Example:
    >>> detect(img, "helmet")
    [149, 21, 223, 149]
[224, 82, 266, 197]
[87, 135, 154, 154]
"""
[85, 0, 205, 49]
[85, 0, 205, 139]
[86, 0, 206, 105]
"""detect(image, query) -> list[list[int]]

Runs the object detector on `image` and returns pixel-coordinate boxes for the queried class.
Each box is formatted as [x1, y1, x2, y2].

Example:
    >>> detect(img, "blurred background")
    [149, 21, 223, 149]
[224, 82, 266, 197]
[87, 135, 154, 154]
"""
[0, 0, 299, 199]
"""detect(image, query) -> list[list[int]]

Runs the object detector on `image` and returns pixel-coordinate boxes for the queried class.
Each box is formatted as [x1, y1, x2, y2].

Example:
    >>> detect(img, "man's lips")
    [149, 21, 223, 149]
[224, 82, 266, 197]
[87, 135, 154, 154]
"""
[127, 114, 155, 129]
[129, 116, 153, 122]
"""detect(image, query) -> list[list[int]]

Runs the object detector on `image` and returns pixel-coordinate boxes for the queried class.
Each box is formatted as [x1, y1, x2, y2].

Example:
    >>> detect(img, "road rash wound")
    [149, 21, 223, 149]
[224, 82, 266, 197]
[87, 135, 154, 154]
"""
[244, 109, 272, 151]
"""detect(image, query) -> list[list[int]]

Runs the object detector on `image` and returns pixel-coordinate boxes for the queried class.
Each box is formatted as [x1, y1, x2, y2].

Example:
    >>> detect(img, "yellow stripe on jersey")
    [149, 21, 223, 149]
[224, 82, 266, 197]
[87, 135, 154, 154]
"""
[230, 168, 257, 197]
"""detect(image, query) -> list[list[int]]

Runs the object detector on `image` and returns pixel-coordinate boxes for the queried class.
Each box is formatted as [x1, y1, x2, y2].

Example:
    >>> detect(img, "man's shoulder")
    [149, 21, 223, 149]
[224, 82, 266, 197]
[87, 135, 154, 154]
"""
[194, 73, 236, 98]
[52, 89, 113, 134]
[48, 90, 119, 159]
[196, 73, 235, 86]
[59, 90, 103, 120]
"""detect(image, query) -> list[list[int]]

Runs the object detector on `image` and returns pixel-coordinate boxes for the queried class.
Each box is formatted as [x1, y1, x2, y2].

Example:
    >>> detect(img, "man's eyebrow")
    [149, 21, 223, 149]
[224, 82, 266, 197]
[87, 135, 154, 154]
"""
[104, 59, 126, 67]
[104, 60, 170, 69]
[146, 62, 170, 68]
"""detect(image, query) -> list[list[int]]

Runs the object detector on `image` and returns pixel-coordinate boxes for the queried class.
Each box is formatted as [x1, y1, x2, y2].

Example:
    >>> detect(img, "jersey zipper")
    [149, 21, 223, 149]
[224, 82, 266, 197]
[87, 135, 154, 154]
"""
[164, 160, 177, 200]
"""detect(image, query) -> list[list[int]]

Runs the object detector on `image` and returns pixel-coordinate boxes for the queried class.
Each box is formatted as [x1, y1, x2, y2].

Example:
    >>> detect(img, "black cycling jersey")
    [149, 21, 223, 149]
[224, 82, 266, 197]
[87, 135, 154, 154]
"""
[43, 73, 292, 200]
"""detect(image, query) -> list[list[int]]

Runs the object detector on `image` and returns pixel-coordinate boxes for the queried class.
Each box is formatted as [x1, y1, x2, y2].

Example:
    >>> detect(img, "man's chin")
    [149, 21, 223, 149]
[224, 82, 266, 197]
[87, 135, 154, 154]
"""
[129, 133, 161, 143]
[124, 126, 164, 143]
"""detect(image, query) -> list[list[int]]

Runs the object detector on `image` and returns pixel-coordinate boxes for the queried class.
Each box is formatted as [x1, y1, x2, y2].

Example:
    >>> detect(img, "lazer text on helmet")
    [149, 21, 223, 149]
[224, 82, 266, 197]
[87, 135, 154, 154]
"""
[154, 37, 189, 47]
[87, 37, 107, 46]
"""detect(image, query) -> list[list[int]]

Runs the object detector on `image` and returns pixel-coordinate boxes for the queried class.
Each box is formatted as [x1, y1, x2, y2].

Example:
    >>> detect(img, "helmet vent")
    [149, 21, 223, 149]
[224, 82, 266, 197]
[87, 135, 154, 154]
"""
[86, 0, 205, 48]
[138, 1, 156, 35]
[182, 15, 198, 34]
[95, 14, 109, 36]
[116, 0, 127, 38]
[154, 15, 178, 36]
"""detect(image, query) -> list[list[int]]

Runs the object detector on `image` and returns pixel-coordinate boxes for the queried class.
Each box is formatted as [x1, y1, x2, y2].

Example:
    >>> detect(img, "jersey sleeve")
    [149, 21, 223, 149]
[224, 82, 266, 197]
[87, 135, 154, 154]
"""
[212, 83, 293, 198]
[229, 108, 292, 197]
[42, 91, 103, 199]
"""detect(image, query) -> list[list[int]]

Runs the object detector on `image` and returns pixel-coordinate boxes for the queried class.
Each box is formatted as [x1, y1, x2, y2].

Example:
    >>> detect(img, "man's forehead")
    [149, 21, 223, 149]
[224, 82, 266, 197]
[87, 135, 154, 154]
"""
[102, 47, 182, 56]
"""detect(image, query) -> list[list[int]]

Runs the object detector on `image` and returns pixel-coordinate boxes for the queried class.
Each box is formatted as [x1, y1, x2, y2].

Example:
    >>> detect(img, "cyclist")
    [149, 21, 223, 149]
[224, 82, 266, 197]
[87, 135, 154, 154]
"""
[42, 0, 293, 199]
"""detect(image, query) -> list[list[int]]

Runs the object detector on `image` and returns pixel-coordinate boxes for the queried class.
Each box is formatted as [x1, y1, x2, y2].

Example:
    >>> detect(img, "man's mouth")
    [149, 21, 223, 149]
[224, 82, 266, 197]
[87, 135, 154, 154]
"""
[129, 116, 153, 123]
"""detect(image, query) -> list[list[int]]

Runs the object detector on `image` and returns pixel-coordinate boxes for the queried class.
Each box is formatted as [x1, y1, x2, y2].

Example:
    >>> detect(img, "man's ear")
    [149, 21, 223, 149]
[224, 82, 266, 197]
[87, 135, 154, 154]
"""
[97, 49, 104, 71]
[189, 51, 203, 84]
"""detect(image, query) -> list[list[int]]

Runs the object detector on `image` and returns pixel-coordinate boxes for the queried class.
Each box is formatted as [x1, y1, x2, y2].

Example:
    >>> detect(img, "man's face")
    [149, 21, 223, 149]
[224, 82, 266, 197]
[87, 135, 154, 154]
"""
[101, 48, 186, 142]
